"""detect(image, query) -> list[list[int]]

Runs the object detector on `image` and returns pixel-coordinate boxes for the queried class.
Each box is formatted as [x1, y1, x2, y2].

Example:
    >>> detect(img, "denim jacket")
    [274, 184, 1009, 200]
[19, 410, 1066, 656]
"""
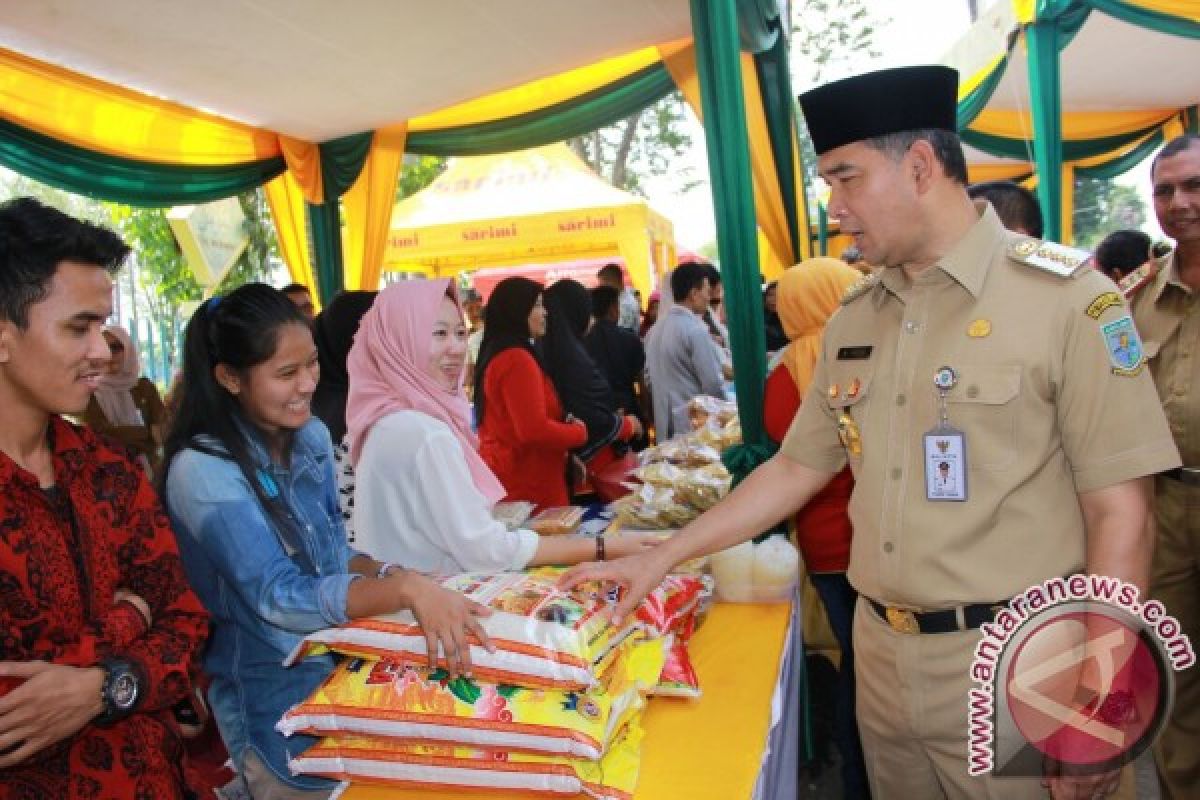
[166, 417, 360, 789]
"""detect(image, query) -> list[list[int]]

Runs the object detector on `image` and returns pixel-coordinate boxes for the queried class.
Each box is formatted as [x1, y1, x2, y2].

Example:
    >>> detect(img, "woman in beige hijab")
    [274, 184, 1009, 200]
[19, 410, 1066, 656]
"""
[83, 325, 167, 475]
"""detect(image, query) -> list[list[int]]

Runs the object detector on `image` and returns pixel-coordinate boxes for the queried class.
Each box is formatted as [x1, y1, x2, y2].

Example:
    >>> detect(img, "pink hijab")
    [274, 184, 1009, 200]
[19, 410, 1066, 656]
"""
[345, 279, 506, 504]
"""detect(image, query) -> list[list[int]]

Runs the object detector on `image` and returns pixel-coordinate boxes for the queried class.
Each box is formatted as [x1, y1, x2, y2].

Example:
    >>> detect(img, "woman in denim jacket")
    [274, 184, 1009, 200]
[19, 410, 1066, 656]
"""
[162, 284, 493, 799]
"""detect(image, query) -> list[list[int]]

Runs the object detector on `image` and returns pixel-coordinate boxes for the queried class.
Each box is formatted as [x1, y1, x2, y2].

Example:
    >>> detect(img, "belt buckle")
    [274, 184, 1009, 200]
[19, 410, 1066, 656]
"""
[885, 607, 920, 635]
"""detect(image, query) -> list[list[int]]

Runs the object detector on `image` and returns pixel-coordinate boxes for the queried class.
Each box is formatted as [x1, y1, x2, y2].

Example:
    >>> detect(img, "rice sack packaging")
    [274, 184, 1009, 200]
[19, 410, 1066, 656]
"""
[279, 638, 665, 761]
[290, 720, 646, 799]
[287, 569, 636, 690]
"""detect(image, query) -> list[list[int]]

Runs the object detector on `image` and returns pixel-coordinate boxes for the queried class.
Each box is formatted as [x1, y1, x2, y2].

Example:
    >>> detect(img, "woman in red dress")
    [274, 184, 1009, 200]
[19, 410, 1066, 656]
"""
[762, 257, 870, 799]
[475, 278, 587, 510]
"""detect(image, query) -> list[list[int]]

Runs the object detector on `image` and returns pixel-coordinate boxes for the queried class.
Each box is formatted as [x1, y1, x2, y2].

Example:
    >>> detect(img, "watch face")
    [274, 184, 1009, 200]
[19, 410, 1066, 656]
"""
[111, 672, 139, 710]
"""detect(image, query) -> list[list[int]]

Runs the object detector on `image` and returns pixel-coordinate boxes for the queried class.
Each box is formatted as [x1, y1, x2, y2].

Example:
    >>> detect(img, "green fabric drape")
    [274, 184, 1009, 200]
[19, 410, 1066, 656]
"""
[692, 0, 767, 447]
[406, 64, 675, 156]
[1091, 0, 1200, 37]
[318, 132, 373, 197]
[306, 200, 344, 304]
[0, 115, 284, 207]
[303, 131, 374, 303]
[1185, 104, 1200, 133]
[722, 442, 781, 541]
[1027, 10, 1067, 241]
[961, 121, 1164, 162]
[956, 55, 1009, 130]
[1076, 130, 1165, 180]
[754, 32, 802, 261]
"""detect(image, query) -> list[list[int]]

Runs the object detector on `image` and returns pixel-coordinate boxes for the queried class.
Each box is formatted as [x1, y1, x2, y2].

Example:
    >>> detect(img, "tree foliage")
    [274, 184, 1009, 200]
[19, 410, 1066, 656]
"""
[567, 92, 696, 195]
[1072, 176, 1147, 251]
[791, 0, 886, 87]
[396, 155, 447, 202]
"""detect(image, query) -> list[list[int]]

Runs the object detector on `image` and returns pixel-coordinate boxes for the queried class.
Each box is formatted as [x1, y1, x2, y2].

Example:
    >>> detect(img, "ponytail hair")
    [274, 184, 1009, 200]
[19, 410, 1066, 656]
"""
[160, 283, 311, 548]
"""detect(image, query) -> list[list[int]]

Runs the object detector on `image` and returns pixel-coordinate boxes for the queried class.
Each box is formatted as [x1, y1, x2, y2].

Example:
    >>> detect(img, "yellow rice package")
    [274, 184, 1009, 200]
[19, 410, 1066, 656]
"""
[292, 720, 645, 799]
[279, 638, 665, 761]
[286, 569, 638, 690]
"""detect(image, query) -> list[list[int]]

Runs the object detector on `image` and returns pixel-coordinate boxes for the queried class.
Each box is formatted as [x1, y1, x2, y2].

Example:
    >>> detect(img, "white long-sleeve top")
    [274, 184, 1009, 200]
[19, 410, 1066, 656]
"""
[352, 410, 540, 573]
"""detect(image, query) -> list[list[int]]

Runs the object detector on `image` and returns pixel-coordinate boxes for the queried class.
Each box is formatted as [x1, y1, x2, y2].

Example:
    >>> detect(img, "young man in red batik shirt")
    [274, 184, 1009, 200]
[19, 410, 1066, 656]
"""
[0, 198, 210, 799]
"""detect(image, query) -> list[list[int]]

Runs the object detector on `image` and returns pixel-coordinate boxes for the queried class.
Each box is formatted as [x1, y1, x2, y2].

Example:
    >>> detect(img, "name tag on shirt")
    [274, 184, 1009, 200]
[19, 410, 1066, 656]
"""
[924, 429, 968, 502]
[837, 346, 873, 360]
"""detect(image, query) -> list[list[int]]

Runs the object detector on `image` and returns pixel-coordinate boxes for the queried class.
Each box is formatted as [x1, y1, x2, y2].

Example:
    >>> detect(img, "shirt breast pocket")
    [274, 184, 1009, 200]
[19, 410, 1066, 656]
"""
[946, 364, 1021, 471]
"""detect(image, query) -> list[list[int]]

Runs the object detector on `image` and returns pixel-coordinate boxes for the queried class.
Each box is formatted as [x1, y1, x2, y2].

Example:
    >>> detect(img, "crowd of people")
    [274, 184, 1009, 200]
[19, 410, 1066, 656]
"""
[0, 62, 1196, 800]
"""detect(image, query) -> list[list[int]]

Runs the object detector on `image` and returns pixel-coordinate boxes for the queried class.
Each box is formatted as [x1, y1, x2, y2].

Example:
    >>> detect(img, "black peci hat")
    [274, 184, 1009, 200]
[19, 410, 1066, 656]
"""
[799, 65, 959, 155]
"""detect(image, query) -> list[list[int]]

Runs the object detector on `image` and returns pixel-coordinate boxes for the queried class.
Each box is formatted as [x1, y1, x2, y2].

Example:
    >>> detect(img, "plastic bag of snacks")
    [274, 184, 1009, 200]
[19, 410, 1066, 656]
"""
[280, 637, 663, 760]
[287, 569, 637, 690]
[635, 574, 710, 700]
[639, 438, 721, 469]
[651, 634, 701, 700]
[674, 463, 731, 511]
[633, 461, 685, 488]
[493, 501, 535, 531]
[291, 719, 646, 799]
[686, 396, 738, 431]
[527, 506, 585, 536]
[611, 485, 698, 530]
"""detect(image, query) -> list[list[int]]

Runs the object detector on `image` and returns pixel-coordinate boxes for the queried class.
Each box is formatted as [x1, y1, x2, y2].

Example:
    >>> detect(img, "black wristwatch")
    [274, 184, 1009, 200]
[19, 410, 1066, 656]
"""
[96, 658, 142, 725]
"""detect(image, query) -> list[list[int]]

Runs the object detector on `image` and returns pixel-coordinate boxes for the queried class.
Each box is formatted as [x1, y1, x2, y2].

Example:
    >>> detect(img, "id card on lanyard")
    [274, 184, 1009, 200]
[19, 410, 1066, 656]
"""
[924, 366, 968, 502]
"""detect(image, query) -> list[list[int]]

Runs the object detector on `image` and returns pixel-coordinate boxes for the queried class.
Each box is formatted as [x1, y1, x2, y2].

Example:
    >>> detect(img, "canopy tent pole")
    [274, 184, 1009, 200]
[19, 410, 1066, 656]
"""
[1026, 2, 1067, 243]
[690, 0, 766, 446]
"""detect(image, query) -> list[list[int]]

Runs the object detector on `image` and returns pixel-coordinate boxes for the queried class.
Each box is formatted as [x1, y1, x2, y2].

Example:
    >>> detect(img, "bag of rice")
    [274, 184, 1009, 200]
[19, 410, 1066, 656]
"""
[279, 638, 665, 761]
[287, 569, 637, 690]
[291, 719, 645, 799]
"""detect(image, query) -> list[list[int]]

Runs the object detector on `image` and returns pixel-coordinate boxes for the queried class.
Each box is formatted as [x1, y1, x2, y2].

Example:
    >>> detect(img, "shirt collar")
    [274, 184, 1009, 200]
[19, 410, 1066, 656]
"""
[1151, 250, 1190, 303]
[876, 201, 1003, 303]
[0, 415, 87, 489]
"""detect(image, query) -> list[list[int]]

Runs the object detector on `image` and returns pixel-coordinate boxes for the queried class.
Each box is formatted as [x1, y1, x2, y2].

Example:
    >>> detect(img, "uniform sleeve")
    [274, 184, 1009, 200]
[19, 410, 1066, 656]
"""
[492, 350, 588, 449]
[354, 418, 539, 572]
[109, 466, 211, 713]
[780, 344, 848, 474]
[1057, 272, 1181, 492]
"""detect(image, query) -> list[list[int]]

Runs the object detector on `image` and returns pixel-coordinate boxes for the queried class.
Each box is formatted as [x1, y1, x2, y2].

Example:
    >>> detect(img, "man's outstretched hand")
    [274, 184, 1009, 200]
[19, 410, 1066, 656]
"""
[558, 549, 672, 625]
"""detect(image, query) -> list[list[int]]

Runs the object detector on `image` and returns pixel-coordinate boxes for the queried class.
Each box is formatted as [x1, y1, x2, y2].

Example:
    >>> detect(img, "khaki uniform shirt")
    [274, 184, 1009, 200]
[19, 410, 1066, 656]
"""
[781, 205, 1180, 609]
[1129, 252, 1200, 466]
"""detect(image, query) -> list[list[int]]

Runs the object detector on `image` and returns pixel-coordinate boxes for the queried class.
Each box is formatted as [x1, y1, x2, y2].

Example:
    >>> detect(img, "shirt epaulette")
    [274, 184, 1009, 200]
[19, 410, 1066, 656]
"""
[841, 272, 878, 305]
[1117, 261, 1157, 300]
[1007, 237, 1091, 278]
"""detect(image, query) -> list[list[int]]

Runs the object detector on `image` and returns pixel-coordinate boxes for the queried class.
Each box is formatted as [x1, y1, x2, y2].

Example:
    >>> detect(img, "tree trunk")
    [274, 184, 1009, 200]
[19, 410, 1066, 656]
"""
[610, 110, 644, 189]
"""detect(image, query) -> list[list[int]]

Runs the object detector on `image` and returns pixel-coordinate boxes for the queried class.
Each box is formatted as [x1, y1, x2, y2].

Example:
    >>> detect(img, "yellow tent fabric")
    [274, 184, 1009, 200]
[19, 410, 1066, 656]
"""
[342, 124, 407, 291]
[263, 170, 318, 308]
[384, 144, 672, 303]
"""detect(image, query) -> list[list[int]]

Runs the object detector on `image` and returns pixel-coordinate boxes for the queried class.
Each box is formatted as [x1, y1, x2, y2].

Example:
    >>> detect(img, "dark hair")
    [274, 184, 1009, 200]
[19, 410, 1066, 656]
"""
[473, 277, 543, 424]
[590, 285, 620, 320]
[864, 128, 969, 186]
[1152, 133, 1200, 177]
[1094, 229, 1153, 275]
[699, 262, 721, 287]
[671, 262, 710, 302]
[543, 280, 621, 461]
[967, 180, 1044, 238]
[0, 197, 129, 328]
[280, 282, 311, 297]
[312, 290, 378, 442]
[597, 263, 624, 284]
[161, 283, 311, 544]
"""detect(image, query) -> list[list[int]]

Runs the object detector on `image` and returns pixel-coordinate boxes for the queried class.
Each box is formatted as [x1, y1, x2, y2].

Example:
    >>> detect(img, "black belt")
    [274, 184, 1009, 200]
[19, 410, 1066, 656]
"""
[1163, 467, 1200, 487]
[866, 597, 1004, 635]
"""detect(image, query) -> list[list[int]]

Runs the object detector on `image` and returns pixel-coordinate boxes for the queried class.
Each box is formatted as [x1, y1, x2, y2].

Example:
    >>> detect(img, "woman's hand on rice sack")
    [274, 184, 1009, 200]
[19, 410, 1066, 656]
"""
[557, 546, 673, 626]
[401, 573, 494, 677]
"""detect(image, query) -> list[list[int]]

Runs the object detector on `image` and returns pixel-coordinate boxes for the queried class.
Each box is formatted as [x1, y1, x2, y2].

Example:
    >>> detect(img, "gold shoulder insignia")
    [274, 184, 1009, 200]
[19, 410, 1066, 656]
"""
[841, 273, 878, 305]
[1008, 238, 1090, 278]
[1118, 261, 1157, 300]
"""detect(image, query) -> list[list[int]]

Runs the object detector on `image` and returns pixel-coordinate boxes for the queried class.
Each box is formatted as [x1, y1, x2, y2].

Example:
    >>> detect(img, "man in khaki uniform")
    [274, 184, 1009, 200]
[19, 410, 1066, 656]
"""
[562, 66, 1180, 799]
[1124, 134, 1200, 800]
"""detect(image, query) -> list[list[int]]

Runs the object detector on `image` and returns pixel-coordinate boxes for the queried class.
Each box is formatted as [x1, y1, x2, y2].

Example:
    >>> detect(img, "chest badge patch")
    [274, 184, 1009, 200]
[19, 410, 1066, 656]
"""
[1101, 315, 1145, 376]
[967, 319, 992, 338]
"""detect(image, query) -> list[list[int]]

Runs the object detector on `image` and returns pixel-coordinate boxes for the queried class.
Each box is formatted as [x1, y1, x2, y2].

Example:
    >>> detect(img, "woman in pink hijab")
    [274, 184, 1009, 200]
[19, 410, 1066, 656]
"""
[346, 280, 657, 573]
[82, 324, 167, 474]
